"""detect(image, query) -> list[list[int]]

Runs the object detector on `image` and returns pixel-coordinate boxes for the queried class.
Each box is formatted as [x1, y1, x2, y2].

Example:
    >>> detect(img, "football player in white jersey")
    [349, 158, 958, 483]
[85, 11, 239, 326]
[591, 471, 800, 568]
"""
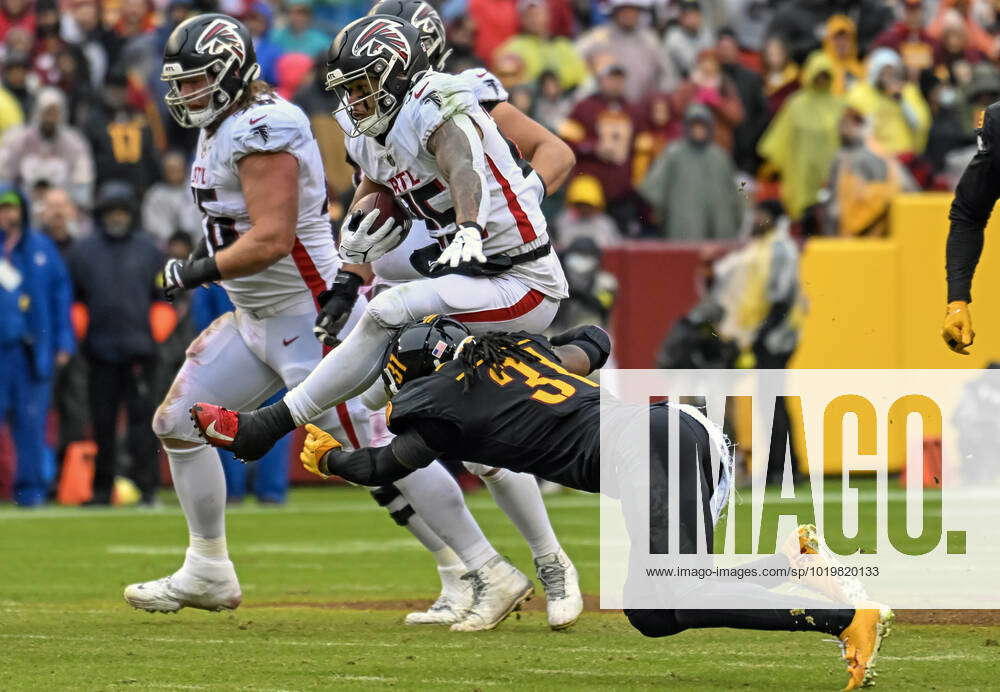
[192, 15, 573, 627]
[333, 0, 584, 632]
[124, 13, 536, 619]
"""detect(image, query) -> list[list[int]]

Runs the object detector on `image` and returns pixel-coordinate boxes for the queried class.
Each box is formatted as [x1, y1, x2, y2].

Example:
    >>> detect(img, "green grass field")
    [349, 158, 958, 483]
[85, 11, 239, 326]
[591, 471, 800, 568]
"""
[3, 486, 998, 691]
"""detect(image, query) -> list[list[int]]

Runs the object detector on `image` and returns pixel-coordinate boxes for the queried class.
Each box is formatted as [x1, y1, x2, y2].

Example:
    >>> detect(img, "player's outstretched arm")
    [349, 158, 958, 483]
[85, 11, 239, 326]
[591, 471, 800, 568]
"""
[218, 151, 300, 278]
[300, 424, 437, 485]
[491, 102, 575, 195]
[943, 107, 1000, 353]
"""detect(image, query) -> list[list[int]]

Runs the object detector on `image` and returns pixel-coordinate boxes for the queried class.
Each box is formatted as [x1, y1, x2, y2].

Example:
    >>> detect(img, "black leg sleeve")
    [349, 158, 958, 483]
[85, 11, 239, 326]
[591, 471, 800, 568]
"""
[674, 603, 853, 636]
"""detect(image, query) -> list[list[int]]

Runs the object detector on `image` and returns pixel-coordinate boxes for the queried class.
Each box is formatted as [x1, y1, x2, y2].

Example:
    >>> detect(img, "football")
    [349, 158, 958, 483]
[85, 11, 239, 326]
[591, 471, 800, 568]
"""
[351, 190, 408, 235]
[338, 190, 411, 263]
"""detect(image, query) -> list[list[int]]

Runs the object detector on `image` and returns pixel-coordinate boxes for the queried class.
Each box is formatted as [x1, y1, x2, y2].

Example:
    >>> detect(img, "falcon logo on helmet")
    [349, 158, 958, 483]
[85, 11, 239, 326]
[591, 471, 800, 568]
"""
[410, 4, 439, 38]
[369, 1, 450, 70]
[195, 18, 247, 63]
[353, 19, 411, 66]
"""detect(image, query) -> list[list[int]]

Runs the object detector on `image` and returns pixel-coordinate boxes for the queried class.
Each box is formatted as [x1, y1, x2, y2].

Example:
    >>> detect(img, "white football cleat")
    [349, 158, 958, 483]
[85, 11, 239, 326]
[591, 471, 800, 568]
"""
[449, 556, 534, 632]
[124, 550, 242, 613]
[404, 564, 472, 625]
[535, 549, 583, 630]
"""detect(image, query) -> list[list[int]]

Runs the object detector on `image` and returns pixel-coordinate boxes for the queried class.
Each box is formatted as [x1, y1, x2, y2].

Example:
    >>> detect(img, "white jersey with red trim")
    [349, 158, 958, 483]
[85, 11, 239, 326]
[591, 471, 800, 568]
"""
[191, 92, 337, 313]
[343, 71, 567, 300]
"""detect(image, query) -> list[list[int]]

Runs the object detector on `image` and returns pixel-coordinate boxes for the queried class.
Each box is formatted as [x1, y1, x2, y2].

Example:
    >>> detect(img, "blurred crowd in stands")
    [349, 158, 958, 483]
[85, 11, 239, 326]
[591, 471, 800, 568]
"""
[2, 0, 998, 505]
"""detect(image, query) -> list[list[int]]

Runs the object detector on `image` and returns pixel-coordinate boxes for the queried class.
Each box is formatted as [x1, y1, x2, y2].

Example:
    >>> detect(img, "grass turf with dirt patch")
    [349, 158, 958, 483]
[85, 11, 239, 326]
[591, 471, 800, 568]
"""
[2, 486, 998, 690]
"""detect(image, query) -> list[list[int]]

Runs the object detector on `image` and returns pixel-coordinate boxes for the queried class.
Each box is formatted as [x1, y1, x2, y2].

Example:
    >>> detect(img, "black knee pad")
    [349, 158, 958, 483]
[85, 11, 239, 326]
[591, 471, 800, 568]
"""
[370, 485, 402, 507]
[370, 485, 415, 527]
[623, 609, 687, 638]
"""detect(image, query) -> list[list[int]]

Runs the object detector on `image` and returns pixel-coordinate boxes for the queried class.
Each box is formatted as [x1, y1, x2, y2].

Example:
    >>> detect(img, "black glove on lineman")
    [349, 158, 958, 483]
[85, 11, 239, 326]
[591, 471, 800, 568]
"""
[313, 270, 364, 347]
[550, 325, 612, 371]
[161, 249, 221, 301]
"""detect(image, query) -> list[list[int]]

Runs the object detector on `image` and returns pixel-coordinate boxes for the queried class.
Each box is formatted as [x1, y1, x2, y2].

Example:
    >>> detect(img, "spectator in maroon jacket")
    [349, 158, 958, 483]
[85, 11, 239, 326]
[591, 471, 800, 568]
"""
[632, 91, 682, 183]
[873, 0, 934, 81]
[559, 63, 646, 236]
[762, 34, 800, 116]
[932, 9, 987, 88]
[672, 49, 744, 153]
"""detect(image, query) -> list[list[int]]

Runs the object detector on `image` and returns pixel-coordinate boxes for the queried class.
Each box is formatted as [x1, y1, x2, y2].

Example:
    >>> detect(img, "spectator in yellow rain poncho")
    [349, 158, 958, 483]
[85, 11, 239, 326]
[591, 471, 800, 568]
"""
[845, 47, 931, 158]
[825, 107, 917, 237]
[757, 52, 845, 221]
[820, 14, 866, 96]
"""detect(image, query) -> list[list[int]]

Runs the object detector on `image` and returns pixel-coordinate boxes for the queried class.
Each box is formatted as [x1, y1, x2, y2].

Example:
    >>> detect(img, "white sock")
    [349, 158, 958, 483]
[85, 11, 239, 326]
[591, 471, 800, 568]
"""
[166, 444, 228, 561]
[430, 546, 464, 570]
[395, 462, 499, 571]
[401, 510, 448, 552]
[482, 468, 561, 559]
[285, 315, 392, 425]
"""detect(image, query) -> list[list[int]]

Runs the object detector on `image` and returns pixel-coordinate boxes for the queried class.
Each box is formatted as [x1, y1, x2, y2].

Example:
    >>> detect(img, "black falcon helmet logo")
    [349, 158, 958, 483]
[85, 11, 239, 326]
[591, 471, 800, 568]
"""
[352, 19, 411, 66]
[410, 3, 441, 38]
[194, 18, 247, 63]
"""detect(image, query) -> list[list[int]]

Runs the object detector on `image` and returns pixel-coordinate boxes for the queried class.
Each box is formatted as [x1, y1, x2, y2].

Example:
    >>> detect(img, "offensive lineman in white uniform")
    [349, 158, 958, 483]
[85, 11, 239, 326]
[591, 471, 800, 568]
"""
[124, 13, 539, 619]
[321, 1, 583, 631]
[121, 12, 375, 613]
[192, 15, 573, 628]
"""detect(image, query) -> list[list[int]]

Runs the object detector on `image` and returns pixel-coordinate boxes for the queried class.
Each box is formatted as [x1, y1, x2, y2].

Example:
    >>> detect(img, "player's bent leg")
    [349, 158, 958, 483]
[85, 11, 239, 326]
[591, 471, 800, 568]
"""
[128, 314, 280, 613]
[464, 462, 583, 630]
[365, 405, 518, 626]
[430, 273, 561, 336]
[368, 483, 472, 625]
[192, 276, 558, 458]
[193, 304, 398, 460]
[122, 437, 244, 613]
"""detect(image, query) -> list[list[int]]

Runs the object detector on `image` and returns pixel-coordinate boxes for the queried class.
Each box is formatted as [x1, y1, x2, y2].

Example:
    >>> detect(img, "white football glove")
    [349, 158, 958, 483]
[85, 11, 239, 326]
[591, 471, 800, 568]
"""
[338, 209, 407, 264]
[432, 223, 487, 269]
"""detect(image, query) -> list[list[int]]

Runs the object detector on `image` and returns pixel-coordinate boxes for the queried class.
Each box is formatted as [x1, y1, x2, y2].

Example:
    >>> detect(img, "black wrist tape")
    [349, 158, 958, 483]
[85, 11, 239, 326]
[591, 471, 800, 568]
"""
[568, 326, 611, 371]
[186, 256, 222, 286]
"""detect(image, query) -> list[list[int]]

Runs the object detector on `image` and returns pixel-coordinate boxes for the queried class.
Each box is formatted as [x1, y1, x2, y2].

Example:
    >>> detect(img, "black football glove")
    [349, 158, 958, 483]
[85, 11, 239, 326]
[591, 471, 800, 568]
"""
[161, 252, 221, 301]
[550, 324, 611, 371]
[313, 270, 364, 347]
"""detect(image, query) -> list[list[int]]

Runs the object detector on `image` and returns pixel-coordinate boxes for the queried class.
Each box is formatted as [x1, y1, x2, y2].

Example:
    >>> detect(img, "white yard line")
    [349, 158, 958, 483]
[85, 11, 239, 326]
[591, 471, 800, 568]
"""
[105, 539, 422, 556]
[0, 493, 599, 522]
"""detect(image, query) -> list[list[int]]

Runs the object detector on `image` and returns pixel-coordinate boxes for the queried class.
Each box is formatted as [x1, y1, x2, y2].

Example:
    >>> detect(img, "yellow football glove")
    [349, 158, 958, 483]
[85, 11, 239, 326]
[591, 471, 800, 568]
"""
[942, 300, 975, 355]
[300, 423, 342, 479]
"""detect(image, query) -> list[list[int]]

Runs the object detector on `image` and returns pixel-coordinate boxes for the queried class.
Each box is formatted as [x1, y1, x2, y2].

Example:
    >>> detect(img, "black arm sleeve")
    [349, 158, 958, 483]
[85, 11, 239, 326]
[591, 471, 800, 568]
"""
[947, 105, 1000, 303]
[322, 430, 439, 486]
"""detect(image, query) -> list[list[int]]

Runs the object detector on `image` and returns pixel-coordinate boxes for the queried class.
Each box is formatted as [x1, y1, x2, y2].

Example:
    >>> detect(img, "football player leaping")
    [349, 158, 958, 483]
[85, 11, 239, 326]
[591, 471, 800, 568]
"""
[123, 13, 541, 619]
[329, 1, 582, 632]
[300, 318, 894, 692]
[192, 15, 573, 624]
